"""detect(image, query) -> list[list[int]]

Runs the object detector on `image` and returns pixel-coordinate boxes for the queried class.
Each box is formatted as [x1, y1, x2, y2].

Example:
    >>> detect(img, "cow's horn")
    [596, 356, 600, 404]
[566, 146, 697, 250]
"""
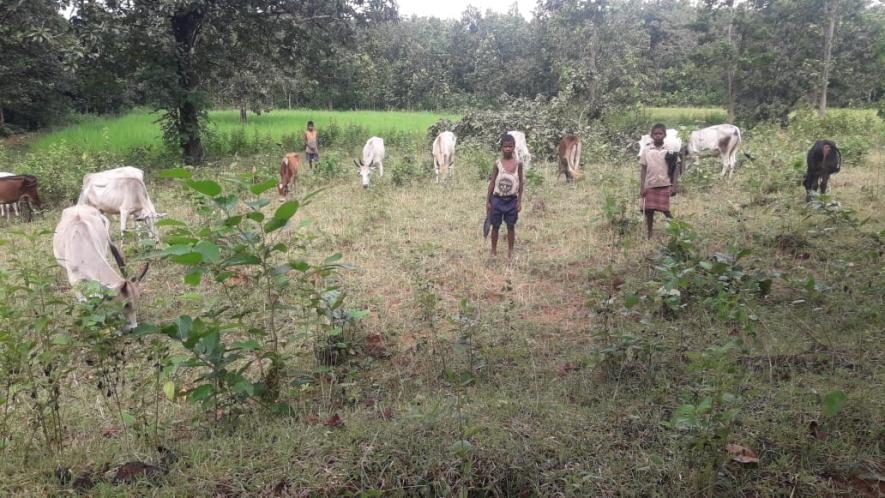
[134, 262, 150, 283]
[109, 243, 127, 277]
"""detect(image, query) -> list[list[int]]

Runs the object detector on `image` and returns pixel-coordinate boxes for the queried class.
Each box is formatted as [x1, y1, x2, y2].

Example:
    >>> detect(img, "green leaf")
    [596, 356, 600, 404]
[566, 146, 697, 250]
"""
[163, 381, 176, 401]
[273, 200, 299, 221]
[223, 255, 261, 267]
[194, 240, 220, 263]
[289, 261, 310, 271]
[232, 340, 259, 350]
[624, 293, 639, 309]
[159, 167, 192, 179]
[156, 218, 187, 227]
[186, 179, 222, 196]
[251, 178, 278, 195]
[264, 217, 287, 233]
[823, 390, 846, 417]
[324, 253, 343, 265]
[246, 211, 265, 223]
[172, 252, 203, 265]
[232, 379, 255, 396]
[187, 384, 215, 403]
[121, 412, 135, 427]
[223, 215, 243, 227]
[184, 268, 203, 286]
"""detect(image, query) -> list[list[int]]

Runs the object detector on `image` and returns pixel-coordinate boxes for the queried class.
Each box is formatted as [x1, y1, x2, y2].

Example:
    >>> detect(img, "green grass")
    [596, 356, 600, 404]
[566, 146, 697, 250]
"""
[0, 127, 882, 495]
[29, 108, 459, 156]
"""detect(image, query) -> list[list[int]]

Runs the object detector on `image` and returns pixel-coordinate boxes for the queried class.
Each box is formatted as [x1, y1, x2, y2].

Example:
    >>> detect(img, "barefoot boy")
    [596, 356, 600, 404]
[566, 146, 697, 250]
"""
[304, 121, 319, 168]
[639, 123, 678, 239]
[486, 133, 524, 260]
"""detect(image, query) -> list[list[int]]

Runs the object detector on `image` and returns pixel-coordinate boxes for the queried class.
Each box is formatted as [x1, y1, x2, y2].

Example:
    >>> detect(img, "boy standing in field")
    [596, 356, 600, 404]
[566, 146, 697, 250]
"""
[304, 121, 319, 168]
[639, 123, 678, 239]
[486, 133, 524, 261]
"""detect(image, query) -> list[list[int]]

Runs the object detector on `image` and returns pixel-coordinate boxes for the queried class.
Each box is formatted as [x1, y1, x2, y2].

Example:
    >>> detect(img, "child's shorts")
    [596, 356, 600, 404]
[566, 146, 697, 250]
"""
[306, 152, 319, 162]
[489, 195, 518, 228]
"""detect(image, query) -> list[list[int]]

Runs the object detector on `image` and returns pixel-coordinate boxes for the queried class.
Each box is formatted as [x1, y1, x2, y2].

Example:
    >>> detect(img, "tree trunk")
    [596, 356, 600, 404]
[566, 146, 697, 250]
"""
[0, 107, 4, 129]
[239, 106, 247, 124]
[818, 0, 839, 118]
[171, 7, 205, 165]
[725, 1, 737, 123]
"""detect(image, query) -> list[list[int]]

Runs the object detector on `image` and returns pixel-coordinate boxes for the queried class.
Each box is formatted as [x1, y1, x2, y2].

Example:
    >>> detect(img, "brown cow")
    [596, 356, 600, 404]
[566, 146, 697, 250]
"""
[557, 135, 582, 182]
[278, 153, 301, 200]
[0, 175, 42, 221]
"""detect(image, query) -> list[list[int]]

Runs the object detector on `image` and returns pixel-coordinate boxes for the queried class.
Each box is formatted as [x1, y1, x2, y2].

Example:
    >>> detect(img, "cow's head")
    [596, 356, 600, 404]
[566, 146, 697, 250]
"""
[135, 212, 165, 240]
[110, 244, 150, 329]
[354, 159, 374, 188]
[277, 182, 289, 200]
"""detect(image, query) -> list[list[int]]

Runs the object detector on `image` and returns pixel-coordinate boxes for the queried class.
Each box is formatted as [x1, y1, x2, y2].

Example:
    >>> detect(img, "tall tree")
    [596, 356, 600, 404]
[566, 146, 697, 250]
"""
[0, 0, 77, 131]
[72, 0, 395, 164]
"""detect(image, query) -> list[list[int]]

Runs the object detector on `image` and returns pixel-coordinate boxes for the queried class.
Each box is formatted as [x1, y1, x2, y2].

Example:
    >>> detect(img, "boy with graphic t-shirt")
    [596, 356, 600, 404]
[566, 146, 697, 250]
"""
[486, 133, 524, 261]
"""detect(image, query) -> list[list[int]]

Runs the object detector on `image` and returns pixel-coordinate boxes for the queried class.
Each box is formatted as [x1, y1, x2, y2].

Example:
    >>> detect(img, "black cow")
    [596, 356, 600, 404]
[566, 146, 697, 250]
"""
[804, 140, 841, 201]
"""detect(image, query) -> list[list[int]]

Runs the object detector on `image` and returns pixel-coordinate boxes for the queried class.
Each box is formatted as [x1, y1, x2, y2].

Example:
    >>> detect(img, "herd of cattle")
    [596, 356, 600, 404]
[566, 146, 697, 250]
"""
[0, 124, 845, 328]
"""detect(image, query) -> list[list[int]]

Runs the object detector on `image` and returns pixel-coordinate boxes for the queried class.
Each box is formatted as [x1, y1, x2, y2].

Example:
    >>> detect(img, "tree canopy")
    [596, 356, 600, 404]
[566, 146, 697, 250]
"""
[1, 0, 882, 159]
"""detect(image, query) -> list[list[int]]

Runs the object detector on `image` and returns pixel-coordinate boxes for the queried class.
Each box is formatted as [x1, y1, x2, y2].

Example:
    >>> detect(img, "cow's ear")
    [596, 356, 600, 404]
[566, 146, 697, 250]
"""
[134, 262, 150, 283]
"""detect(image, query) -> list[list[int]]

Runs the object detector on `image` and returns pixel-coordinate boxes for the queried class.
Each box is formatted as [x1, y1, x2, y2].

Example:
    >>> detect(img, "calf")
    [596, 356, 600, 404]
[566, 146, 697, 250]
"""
[354, 136, 385, 188]
[557, 135, 582, 182]
[278, 153, 301, 200]
[686, 124, 742, 178]
[507, 130, 532, 170]
[53, 205, 149, 329]
[804, 140, 841, 201]
[78, 176, 162, 240]
[432, 131, 457, 183]
[0, 174, 42, 222]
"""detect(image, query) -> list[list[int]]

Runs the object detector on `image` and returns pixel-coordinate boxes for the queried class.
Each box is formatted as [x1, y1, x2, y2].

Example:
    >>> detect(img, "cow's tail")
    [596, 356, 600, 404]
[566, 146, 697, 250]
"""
[569, 141, 582, 179]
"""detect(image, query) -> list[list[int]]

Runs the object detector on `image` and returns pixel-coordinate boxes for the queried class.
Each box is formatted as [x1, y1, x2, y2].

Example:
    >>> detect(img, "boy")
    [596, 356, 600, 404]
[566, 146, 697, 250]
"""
[639, 123, 679, 239]
[486, 133, 524, 260]
[304, 121, 319, 168]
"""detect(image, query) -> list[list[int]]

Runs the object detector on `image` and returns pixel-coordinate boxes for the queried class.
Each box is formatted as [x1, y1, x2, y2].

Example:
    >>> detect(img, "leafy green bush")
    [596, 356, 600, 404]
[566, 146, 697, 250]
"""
[142, 169, 354, 417]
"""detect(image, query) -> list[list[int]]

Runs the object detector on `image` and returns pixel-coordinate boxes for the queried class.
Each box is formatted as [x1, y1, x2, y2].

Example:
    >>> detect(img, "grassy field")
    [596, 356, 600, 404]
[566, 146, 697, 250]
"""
[0, 116, 883, 495]
[27, 108, 459, 156]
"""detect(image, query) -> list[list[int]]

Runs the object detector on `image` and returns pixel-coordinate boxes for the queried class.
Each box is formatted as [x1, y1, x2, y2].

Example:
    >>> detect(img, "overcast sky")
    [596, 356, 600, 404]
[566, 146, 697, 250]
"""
[396, 0, 535, 20]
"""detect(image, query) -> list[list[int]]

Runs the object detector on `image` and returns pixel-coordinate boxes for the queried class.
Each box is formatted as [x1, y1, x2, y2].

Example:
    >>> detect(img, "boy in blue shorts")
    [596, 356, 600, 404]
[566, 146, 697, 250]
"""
[486, 133, 524, 261]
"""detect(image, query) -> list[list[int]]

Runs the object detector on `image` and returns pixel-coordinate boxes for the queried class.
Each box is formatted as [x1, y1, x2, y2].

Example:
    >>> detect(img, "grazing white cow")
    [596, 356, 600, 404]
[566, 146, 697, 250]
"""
[354, 137, 385, 188]
[432, 131, 456, 183]
[78, 175, 163, 240]
[507, 130, 532, 170]
[53, 205, 149, 329]
[686, 124, 743, 178]
[80, 166, 145, 190]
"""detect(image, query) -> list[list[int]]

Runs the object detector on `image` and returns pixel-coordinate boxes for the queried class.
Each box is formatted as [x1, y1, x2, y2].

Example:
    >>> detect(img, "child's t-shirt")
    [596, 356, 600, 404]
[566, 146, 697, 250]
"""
[492, 160, 521, 197]
[640, 145, 671, 188]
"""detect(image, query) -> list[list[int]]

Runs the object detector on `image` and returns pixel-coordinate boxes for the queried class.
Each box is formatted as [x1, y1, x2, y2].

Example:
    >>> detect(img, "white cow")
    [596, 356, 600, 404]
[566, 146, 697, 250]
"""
[53, 205, 149, 329]
[507, 130, 532, 169]
[686, 124, 743, 178]
[637, 129, 682, 157]
[354, 137, 385, 188]
[432, 131, 457, 183]
[78, 175, 163, 240]
[80, 166, 145, 189]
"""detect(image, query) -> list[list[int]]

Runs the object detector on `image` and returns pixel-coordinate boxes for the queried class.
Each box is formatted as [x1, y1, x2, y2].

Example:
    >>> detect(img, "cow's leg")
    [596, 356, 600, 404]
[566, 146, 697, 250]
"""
[820, 173, 830, 195]
[434, 161, 439, 183]
[119, 210, 128, 239]
[378, 161, 384, 178]
[803, 172, 816, 201]
[720, 156, 729, 178]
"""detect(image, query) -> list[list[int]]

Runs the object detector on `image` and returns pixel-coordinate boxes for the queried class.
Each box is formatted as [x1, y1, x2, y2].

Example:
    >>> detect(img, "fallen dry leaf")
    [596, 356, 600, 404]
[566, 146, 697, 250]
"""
[557, 362, 579, 377]
[809, 420, 828, 440]
[305, 414, 319, 425]
[726, 443, 759, 464]
[101, 427, 122, 438]
[322, 414, 344, 428]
